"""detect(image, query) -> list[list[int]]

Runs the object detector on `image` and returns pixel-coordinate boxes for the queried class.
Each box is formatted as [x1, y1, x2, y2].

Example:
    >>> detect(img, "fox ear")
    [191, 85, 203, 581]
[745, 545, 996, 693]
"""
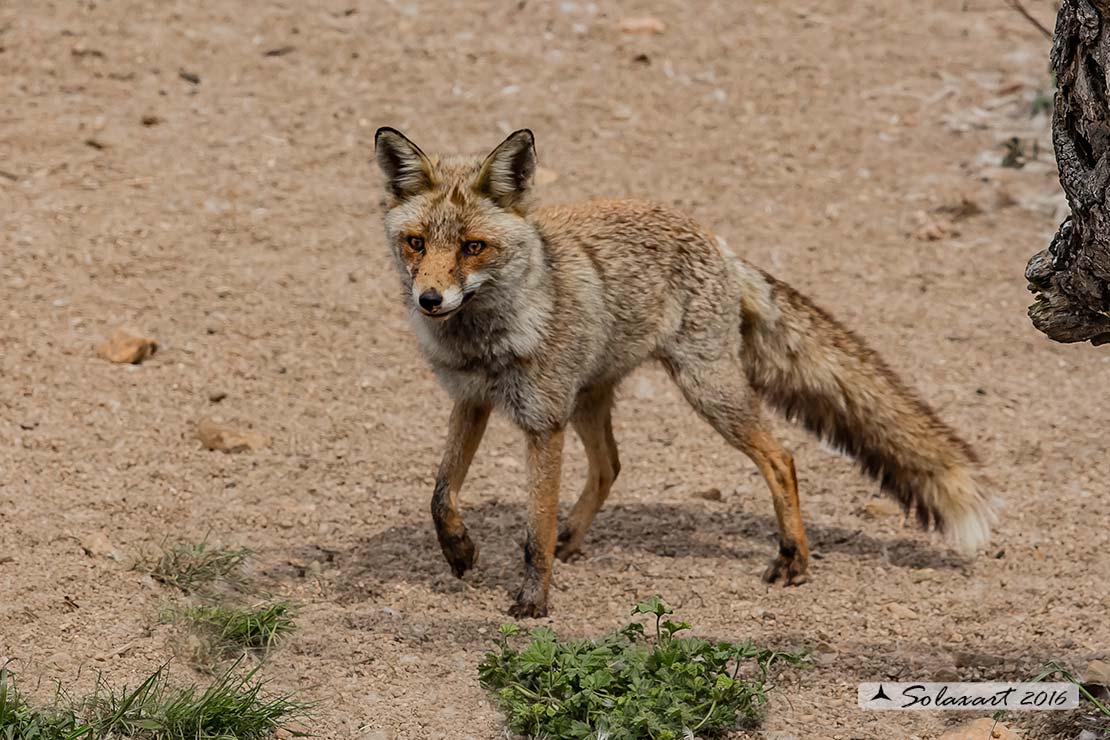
[375, 127, 434, 200]
[474, 129, 536, 210]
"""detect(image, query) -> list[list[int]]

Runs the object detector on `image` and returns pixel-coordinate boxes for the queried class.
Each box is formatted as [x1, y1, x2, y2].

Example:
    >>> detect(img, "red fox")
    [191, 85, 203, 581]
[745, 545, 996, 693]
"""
[374, 127, 996, 617]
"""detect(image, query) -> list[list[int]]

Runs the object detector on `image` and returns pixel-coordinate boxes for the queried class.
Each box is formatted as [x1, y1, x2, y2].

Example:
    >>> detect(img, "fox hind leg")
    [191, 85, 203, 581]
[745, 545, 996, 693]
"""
[556, 384, 621, 561]
[664, 357, 810, 585]
[742, 427, 809, 585]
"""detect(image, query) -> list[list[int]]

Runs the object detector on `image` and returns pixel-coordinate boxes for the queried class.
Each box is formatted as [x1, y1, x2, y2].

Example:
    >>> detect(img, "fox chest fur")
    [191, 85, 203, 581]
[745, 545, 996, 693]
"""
[410, 301, 581, 433]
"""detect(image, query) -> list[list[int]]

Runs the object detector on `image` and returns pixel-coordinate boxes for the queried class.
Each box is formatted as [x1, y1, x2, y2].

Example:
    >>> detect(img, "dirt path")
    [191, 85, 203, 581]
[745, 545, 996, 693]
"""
[1, 1, 1107, 738]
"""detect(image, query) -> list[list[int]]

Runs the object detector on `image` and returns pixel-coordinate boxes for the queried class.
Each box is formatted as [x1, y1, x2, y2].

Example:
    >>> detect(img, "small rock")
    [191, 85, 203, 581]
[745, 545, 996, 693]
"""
[1087, 659, 1110, 685]
[207, 389, 228, 403]
[70, 44, 106, 59]
[178, 68, 200, 84]
[939, 718, 1019, 740]
[195, 417, 268, 453]
[80, 531, 119, 559]
[886, 603, 918, 620]
[97, 327, 158, 364]
[862, 498, 902, 519]
[618, 16, 666, 34]
[693, 487, 723, 502]
[141, 114, 163, 126]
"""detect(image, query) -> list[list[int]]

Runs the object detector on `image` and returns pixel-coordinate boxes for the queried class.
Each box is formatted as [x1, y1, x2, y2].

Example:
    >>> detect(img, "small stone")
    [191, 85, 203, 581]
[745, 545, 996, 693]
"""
[693, 487, 723, 502]
[862, 498, 902, 519]
[939, 718, 1019, 740]
[886, 603, 918, 620]
[194, 417, 268, 453]
[618, 16, 666, 34]
[1087, 659, 1110, 685]
[97, 327, 158, 364]
[80, 531, 119, 559]
[207, 389, 228, 403]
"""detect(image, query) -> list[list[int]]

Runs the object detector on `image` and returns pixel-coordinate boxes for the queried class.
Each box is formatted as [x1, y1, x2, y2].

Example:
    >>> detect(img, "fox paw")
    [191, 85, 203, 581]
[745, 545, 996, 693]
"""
[439, 531, 478, 578]
[762, 551, 809, 586]
[508, 585, 549, 618]
[554, 528, 583, 562]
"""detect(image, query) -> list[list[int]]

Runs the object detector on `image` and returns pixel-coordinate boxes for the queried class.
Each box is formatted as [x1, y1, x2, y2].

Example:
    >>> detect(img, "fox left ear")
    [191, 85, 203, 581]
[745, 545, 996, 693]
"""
[474, 129, 536, 210]
[375, 127, 435, 200]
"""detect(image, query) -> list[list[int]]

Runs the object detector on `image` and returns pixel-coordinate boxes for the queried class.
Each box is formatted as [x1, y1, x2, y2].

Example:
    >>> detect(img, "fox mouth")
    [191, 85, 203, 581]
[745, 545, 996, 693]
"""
[419, 290, 477, 319]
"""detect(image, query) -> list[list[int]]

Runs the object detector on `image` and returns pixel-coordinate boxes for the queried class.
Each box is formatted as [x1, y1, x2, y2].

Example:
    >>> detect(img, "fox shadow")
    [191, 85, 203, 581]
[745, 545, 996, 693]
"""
[330, 497, 966, 600]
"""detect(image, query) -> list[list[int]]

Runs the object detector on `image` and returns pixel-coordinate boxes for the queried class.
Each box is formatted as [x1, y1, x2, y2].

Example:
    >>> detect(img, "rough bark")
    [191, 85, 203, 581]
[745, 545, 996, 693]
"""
[1026, 0, 1110, 345]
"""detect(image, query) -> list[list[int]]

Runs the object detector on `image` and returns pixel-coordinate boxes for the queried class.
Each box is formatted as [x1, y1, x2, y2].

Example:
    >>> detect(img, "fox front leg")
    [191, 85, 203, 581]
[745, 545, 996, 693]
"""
[431, 400, 491, 578]
[509, 428, 565, 618]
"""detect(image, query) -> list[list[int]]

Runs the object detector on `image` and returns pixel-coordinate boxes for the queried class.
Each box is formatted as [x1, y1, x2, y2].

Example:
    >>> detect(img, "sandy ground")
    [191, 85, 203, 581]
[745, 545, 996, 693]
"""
[1, 1, 1108, 738]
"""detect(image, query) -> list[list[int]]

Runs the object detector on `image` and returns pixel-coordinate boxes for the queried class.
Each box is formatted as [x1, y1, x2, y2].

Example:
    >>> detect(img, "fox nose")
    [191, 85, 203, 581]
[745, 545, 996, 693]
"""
[418, 289, 442, 311]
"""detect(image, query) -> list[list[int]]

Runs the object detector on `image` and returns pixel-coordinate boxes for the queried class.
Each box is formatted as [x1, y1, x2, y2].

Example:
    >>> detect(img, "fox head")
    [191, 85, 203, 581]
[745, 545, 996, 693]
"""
[374, 127, 539, 319]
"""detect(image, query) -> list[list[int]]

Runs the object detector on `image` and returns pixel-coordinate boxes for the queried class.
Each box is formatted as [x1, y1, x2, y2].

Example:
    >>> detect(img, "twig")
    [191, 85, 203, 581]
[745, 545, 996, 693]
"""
[1006, 0, 1053, 39]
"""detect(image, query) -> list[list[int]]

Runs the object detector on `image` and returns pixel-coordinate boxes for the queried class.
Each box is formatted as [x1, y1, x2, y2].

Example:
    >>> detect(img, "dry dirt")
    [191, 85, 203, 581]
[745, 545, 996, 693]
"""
[1, 1, 1108, 739]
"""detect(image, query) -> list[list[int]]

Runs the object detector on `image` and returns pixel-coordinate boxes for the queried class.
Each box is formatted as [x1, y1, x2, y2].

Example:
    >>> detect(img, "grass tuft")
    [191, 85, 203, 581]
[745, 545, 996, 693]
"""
[180, 602, 296, 655]
[139, 537, 250, 593]
[478, 596, 807, 739]
[0, 663, 80, 739]
[0, 660, 309, 740]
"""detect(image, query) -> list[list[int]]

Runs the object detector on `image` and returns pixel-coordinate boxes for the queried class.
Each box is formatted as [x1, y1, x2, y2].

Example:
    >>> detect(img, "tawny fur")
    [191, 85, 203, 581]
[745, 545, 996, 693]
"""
[374, 127, 996, 615]
[734, 266, 996, 551]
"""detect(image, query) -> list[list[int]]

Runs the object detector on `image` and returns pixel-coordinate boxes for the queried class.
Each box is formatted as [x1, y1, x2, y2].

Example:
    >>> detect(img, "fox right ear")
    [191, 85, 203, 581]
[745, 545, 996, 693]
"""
[374, 127, 435, 200]
[474, 129, 536, 211]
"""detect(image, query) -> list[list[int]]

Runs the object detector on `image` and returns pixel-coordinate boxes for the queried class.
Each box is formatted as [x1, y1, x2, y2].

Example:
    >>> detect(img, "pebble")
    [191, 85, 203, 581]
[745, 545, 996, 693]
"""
[618, 16, 665, 34]
[886, 603, 918, 620]
[96, 327, 158, 364]
[194, 417, 268, 453]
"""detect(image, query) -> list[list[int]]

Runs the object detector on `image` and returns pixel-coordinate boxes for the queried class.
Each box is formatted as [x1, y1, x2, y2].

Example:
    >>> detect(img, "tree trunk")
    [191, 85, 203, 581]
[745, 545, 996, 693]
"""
[1026, 0, 1110, 345]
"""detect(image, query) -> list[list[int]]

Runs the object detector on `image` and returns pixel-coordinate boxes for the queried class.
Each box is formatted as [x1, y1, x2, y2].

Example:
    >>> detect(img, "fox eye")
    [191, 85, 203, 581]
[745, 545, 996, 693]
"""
[406, 235, 425, 252]
[462, 240, 486, 256]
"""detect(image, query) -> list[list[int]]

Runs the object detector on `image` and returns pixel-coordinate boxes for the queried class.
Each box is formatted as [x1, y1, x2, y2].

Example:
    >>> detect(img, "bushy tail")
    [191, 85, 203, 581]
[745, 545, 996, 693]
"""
[734, 262, 997, 552]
